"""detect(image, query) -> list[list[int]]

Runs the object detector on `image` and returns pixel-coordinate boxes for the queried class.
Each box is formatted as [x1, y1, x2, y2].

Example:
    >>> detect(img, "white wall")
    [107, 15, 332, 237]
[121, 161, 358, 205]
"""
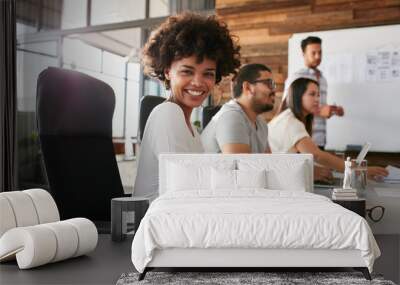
[288, 24, 400, 152]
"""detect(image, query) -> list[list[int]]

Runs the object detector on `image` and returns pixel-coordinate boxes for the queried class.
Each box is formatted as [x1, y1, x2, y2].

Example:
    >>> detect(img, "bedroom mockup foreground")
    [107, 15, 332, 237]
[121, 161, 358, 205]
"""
[131, 154, 380, 281]
[116, 271, 396, 285]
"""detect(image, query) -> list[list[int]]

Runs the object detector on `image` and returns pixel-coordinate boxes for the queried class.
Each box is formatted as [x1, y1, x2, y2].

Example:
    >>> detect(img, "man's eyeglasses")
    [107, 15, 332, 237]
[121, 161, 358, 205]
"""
[251, 78, 276, 90]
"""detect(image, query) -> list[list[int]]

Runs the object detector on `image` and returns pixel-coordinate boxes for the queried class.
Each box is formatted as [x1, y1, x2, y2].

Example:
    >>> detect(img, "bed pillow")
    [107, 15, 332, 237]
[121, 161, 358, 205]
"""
[211, 168, 267, 190]
[166, 160, 235, 192]
[211, 168, 236, 190]
[238, 160, 307, 191]
[236, 169, 267, 189]
[267, 162, 307, 191]
[167, 162, 209, 191]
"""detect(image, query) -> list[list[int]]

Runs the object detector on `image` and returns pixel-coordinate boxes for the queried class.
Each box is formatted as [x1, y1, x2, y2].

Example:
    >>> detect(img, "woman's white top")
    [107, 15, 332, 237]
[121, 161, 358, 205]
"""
[268, 109, 310, 153]
[133, 102, 204, 200]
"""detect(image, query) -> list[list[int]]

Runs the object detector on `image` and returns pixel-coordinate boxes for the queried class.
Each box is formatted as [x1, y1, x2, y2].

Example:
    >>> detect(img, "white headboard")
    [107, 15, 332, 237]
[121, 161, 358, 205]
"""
[159, 154, 314, 194]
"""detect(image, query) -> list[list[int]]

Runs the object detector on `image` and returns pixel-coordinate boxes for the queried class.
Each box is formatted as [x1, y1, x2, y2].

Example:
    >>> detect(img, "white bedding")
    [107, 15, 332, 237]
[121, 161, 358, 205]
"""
[131, 190, 380, 273]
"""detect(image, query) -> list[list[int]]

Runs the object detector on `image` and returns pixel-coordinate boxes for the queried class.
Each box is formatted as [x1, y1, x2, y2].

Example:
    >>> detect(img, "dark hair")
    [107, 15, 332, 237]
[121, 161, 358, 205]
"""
[301, 36, 322, 52]
[277, 77, 319, 135]
[232, 63, 272, 98]
[142, 12, 241, 89]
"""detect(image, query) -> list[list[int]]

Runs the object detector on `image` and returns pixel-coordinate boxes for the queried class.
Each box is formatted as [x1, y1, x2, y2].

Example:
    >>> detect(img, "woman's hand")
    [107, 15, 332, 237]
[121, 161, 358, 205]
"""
[367, 166, 389, 181]
[317, 105, 335, 118]
[314, 165, 333, 182]
[317, 105, 344, 118]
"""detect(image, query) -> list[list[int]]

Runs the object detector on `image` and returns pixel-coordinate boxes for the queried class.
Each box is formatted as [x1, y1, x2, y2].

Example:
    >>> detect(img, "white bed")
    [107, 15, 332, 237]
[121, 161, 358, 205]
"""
[131, 154, 380, 280]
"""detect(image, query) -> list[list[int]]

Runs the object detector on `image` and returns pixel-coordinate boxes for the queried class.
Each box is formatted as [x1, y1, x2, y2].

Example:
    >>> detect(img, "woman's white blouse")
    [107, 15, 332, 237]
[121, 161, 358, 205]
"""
[133, 102, 203, 200]
[268, 109, 310, 153]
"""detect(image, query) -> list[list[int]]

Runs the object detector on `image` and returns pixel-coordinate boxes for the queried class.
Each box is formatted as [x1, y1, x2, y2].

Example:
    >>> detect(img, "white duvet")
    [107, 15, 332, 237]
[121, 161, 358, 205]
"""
[131, 190, 380, 273]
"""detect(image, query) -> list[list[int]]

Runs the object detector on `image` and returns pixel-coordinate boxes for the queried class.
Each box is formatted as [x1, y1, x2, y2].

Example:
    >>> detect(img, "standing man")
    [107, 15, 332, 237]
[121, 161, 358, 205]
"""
[201, 63, 275, 153]
[283, 36, 344, 150]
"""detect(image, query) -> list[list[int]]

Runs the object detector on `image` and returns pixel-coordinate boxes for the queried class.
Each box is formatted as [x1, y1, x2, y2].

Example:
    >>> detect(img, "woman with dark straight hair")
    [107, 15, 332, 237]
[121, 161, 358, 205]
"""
[281, 77, 315, 136]
[268, 77, 388, 181]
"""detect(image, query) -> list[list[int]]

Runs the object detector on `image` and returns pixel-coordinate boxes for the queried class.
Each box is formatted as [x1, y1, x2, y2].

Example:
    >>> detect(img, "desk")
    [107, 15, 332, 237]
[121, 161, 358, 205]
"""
[314, 182, 400, 234]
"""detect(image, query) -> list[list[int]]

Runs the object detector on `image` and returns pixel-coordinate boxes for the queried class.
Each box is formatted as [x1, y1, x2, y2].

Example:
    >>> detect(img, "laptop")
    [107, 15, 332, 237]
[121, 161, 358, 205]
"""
[314, 142, 371, 188]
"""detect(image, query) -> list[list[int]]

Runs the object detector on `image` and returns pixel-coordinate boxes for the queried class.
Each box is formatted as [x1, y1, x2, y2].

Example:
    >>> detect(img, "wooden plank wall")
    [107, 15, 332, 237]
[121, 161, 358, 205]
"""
[214, 0, 400, 120]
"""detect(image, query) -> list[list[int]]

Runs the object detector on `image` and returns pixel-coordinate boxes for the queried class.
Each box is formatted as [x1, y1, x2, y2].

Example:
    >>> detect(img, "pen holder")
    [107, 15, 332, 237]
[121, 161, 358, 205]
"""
[351, 159, 368, 198]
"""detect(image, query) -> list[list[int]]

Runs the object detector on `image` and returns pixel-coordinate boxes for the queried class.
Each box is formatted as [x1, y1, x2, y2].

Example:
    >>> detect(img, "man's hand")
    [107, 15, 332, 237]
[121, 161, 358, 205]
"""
[314, 165, 333, 182]
[334, 106, 344, 116]
[221, 143, 251, 154]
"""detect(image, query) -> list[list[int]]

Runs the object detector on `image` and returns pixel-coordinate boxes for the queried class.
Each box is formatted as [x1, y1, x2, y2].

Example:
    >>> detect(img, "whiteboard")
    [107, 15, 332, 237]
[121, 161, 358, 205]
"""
[288, 24, 400, 152]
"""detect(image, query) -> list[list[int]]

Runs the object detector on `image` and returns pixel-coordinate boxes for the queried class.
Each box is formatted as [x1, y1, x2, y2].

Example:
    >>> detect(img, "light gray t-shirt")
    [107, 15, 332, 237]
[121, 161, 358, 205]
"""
[201, 100, 269, 153]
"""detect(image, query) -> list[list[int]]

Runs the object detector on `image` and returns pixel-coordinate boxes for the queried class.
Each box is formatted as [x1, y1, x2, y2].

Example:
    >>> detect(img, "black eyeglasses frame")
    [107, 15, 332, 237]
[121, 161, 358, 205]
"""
[250, 78, 276, 90]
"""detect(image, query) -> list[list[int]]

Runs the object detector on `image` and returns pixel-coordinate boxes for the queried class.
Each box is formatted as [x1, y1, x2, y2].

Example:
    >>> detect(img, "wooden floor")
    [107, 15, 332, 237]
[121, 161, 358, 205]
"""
[0, 234, 398, 284]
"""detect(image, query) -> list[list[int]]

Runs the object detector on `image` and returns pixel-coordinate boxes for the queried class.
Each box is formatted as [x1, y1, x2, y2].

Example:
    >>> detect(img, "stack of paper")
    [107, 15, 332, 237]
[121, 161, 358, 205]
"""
[332, 188, 358, 200]
[383, 165, 400, 184]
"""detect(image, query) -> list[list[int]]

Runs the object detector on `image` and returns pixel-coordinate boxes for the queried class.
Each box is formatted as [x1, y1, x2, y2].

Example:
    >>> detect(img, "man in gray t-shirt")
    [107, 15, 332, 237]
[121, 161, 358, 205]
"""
[201, 64, 275, 153]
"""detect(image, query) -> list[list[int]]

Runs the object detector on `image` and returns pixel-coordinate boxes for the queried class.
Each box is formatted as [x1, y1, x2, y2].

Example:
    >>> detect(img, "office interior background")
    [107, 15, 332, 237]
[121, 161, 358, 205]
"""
[1, 0, 400, 284]
[6, 0, 400, 194]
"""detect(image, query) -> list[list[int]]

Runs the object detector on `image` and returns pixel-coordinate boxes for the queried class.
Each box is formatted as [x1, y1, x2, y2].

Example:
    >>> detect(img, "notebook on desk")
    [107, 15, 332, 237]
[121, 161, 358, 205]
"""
[383, 165, 400, 184]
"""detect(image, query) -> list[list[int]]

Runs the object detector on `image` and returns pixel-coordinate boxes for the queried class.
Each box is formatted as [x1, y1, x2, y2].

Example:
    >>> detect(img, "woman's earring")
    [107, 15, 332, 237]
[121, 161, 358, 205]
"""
[164, 79, 170, 90]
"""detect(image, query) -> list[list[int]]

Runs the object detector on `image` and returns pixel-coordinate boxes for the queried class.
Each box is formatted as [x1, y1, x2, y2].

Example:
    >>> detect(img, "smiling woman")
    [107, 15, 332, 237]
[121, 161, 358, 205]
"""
[133, 12, 241, 200]
[164, 56, 217, 135]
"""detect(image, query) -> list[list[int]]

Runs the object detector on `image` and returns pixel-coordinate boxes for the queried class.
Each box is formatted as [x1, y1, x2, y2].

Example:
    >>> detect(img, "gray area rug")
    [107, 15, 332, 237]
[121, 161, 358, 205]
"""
[116, 272, 396, 285]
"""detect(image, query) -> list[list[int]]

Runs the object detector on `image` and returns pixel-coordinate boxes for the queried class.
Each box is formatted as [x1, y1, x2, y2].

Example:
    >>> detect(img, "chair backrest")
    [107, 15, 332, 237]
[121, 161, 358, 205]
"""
[138, 95, 166, 141]
[36, 67, 124, 221]
[202, 105, 222, 129]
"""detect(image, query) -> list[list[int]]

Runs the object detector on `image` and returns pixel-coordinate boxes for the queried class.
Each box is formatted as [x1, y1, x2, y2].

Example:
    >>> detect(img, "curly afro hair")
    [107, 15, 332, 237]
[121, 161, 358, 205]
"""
[142, 12, 241, 89]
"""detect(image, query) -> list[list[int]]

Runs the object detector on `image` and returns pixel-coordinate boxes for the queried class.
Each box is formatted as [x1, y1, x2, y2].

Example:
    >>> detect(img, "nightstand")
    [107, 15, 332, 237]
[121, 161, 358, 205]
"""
[111, 197, 149, 242]
[332, 198, 366, 217]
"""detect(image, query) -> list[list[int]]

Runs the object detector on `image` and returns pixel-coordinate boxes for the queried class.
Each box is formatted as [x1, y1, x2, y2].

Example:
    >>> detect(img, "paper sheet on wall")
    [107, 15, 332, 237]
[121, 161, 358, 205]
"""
[391, 50, 400, 80]
[365, 49, 400, 82]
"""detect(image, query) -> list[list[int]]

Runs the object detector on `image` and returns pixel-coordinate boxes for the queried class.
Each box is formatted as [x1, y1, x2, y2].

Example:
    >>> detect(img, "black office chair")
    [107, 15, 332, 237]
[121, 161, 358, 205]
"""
[202, 105, 222, 129]
[36, 67, 125, 222]
[138, 95, 166, 142]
